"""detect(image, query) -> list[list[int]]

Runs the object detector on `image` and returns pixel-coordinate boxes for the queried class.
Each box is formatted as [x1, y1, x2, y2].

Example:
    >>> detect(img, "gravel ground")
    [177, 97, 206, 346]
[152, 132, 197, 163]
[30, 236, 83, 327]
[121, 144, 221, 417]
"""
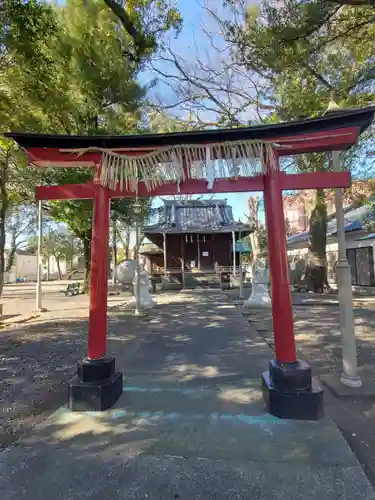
[0, 292, 177, 450]
[3, 286, 375, 488]
[226, 287, 375, 488]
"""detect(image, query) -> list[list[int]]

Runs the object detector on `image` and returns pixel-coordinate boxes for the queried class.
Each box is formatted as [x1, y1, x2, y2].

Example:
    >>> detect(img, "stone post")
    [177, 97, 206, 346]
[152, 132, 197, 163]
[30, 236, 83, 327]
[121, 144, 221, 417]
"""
[163, 232, 167, 277]
[332, 150, 362, 387]
[232, 231, 236, 275]
[134, 202, 142, 316]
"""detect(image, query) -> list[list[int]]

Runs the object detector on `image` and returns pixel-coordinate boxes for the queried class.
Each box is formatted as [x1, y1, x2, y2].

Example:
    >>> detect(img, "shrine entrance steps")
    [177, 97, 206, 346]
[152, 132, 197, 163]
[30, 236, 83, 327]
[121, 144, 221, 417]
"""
[183, 271, 221, 288]
[161, 271, 222, 290]
[1, 290, 374, 500]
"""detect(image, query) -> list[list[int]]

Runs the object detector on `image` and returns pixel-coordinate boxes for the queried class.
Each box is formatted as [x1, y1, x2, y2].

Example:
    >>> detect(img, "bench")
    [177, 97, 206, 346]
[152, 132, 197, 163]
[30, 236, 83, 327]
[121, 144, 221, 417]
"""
[62, 282, 82, 296]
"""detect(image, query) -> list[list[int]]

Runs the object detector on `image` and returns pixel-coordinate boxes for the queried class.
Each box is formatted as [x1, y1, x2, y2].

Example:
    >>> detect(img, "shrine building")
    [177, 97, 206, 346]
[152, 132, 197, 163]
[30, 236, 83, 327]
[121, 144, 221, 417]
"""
[141, 199, 252, 275]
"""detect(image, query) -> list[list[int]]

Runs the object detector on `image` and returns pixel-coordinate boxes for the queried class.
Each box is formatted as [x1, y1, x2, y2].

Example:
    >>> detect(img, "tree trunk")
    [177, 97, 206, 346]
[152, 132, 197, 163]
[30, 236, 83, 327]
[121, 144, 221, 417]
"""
[306, 189, 328, 293]
[125, 228, 130, 259]
[83, 237, 91, 293]
[117, 228, 128, 262]
[5, 233, 17, 272]
[0, 214, 6, 315]
[55, 257, 62, 280]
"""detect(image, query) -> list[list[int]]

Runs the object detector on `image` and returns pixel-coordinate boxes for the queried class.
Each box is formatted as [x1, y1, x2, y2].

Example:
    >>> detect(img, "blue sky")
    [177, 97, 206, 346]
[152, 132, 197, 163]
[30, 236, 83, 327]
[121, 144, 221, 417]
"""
[44, 0, 256, 233]
[141, 0, 257, 222]
[6, 0, 256, 251]
[136, 0, 262, 247]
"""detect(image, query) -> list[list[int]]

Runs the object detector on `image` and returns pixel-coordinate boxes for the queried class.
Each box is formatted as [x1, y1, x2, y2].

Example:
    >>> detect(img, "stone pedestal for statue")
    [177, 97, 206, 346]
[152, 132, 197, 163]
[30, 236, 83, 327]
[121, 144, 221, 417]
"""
[133, 269, 156, 308]
[244, 260, 271, 308]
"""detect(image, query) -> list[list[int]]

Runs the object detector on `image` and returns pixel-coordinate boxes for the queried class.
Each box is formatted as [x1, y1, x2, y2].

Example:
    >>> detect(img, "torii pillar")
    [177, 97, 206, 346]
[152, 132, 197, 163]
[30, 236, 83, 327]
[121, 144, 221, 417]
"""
[69, 179, 123, 412]
[261, 152, 323, 420]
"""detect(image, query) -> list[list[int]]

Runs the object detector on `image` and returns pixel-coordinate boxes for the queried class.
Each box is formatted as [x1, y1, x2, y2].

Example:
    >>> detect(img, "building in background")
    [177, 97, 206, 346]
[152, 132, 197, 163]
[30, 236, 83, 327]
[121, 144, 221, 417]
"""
[283, 181, 373, 236]
[287, 203, 375, 287]
[141, 199, 252, 274]
[4, 250, 84, 283]
[3, 250, 37, 282]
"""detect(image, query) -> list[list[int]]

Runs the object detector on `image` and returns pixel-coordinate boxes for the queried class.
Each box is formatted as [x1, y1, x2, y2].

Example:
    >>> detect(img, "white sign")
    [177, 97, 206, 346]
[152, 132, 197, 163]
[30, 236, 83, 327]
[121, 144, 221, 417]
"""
[202, 251, 209, 257]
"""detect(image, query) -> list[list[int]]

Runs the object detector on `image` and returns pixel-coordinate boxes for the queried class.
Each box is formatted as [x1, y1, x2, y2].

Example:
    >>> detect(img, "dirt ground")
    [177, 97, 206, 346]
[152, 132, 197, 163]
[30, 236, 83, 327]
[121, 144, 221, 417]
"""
[227, 288, 375, 488]
[0, 289, 176, 450]
[2, 284, 375, 489]
[0, 281, 133, 323]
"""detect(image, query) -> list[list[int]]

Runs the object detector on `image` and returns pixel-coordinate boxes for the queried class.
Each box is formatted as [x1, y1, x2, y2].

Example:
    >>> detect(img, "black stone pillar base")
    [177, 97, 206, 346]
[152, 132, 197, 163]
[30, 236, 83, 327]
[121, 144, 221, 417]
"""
[262, 359, 324, 421]
[68, 357, 123, 412]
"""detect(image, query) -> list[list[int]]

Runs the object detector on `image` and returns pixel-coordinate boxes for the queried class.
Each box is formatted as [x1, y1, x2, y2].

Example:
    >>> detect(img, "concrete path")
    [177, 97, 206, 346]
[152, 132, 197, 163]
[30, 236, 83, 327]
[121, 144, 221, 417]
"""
[1, 290, 374, 499]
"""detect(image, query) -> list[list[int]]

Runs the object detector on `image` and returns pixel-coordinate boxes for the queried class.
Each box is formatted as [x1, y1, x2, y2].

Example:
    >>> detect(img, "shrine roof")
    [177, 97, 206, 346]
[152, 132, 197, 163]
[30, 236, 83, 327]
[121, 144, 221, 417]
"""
[144, 199, 252, 235]
[138, 242, 163, 255]
[5, 107, 375, 150]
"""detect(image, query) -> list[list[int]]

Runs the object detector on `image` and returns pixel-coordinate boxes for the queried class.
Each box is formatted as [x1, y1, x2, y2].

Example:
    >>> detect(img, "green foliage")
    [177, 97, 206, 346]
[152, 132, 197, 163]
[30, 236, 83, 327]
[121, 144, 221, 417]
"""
[0, 0, 182, 301]
[0, 0, 58, 63]
[111, 197, 151, 228]
[28, 229, 82, 278]
[9, 0, 176, 226]
[0, 138, 42, 304]
[1, 1, 182, 134]
[44, 231, 74, 259]
[147, 111, 197, 133]
[223, 0, 375, 290]
[225, 2, 375, 120]
[103, 0, 182, 61]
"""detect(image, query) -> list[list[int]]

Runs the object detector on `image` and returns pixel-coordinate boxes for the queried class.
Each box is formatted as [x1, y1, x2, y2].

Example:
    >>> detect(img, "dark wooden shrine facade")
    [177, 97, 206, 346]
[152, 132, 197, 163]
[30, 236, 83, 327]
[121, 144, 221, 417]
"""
[141, 199, 251, 273]
[143, 232, 234, 271]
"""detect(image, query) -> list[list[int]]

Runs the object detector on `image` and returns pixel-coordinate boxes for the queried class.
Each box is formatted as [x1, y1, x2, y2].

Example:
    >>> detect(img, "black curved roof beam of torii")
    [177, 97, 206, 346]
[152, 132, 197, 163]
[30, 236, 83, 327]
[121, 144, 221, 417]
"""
[4, 106, 375, 200]
[5, 106, 375, 152]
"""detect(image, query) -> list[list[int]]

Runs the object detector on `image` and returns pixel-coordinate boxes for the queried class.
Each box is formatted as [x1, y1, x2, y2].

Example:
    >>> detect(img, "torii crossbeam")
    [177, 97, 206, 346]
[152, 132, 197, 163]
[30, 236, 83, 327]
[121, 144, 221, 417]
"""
[6, 106, 375, 419]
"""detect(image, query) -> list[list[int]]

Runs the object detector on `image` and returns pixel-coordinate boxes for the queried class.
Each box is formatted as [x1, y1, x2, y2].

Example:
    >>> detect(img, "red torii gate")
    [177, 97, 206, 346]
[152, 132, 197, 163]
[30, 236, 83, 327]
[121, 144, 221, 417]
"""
[6, 107, 375, 420]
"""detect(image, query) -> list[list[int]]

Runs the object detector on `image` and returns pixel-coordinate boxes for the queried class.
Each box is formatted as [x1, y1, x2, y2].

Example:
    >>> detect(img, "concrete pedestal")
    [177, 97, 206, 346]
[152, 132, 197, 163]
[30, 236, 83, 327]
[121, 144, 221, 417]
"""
[68, 357, 123, 412]
[244, 261, 271, 308]
[133, 270, 156, 308]
[262, 359, 324, 421]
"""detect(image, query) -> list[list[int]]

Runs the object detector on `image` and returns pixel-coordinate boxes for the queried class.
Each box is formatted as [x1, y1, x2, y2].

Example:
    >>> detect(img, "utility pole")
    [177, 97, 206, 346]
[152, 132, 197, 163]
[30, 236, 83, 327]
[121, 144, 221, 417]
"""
[36, 200, 44, 312]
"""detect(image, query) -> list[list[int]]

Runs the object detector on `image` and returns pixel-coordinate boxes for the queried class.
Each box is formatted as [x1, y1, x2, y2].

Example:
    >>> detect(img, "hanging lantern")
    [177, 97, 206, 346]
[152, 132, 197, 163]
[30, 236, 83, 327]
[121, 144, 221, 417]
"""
[133, 201, 142, 216]
[185, 234, 188, 243]
[190, 234, 193, 243]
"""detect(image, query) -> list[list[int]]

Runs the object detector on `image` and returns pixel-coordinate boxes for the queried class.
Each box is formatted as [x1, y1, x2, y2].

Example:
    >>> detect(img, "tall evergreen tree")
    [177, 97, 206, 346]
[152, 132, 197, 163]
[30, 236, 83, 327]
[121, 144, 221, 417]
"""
[223, 1, 375, 290]
[0, 0, 182, 300]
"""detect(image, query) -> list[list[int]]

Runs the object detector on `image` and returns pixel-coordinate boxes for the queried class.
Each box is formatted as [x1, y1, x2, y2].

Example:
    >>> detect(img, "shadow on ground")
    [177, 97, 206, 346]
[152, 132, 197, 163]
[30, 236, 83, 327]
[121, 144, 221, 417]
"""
[0, 291, 269, 450]
[226, 288, 375, 490]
